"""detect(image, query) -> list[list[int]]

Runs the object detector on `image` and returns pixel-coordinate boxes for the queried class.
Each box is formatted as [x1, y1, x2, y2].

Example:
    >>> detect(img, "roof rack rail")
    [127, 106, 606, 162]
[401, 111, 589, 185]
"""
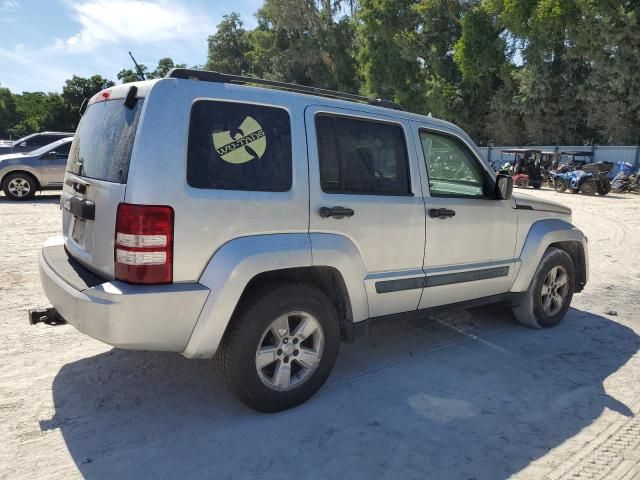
[165, 68, 405, 111]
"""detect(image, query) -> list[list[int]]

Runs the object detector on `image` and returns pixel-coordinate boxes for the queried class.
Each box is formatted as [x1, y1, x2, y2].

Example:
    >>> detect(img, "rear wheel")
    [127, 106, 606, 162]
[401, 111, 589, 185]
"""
[580, 178, 597, 195]
[597, 179, 611, 196]
[512, 248, 574, 328]
[553, 179, 567, 193]
[515, 177, 529, 188]
[2, 172, 37, 200]
[218, 283, 340, 412]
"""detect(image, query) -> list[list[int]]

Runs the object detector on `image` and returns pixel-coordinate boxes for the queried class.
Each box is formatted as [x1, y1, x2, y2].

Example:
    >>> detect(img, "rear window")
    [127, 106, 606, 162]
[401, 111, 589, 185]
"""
[67, 99, 144, 183]
[316, 115, 410, 195]
[187, 100, 292, 191]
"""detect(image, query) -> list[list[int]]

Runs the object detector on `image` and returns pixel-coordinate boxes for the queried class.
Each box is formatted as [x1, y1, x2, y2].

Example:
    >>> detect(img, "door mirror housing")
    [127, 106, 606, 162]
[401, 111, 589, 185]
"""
[495, 174, 513, 200]
[45, 151, 58, 159]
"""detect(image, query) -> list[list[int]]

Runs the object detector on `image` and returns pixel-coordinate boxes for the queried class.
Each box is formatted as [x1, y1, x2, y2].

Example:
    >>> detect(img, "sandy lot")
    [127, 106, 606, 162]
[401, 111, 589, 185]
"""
[0, 188, 639, 480]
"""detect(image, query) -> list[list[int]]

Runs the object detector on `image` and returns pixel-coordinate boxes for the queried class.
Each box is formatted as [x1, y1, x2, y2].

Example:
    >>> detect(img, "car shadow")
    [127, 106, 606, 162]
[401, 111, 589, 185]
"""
[46, 307, 639, 480]
[0, 192, 61, 204]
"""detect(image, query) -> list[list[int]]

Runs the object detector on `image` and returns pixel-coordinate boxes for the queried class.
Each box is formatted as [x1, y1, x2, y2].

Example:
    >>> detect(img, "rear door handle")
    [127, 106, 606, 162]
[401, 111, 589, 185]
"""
[319, 206, 355, 219]
[429, 208, 456, 219]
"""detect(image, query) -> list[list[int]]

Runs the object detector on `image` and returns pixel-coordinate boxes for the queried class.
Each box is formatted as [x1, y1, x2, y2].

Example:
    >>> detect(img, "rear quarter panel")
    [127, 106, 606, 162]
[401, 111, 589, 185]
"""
[124, 79, 310, 282]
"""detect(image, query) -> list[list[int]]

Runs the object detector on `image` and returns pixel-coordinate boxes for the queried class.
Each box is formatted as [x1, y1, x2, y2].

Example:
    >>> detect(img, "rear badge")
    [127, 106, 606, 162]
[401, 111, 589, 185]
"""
[213, 116, 267, 164]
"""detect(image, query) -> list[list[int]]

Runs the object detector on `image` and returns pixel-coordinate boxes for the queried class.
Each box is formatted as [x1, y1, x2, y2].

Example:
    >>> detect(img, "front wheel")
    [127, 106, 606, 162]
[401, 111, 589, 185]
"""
[554, 179, 567, 193]
[512, 247, 575, 328]
[218, 283, 340, 412]
[2, 172, 37, 200]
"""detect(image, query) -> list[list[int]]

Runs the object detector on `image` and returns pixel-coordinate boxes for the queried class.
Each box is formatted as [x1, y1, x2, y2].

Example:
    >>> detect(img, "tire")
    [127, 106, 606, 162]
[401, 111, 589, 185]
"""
[553, 179, 567, 193]
[597, 179, 611, 196]
[512, 247, 575, 329]
[2, 172, 37, 200]
[580, 178, 597, 195]
[515, 178, 528, 188]
[218, 283, 340, 412]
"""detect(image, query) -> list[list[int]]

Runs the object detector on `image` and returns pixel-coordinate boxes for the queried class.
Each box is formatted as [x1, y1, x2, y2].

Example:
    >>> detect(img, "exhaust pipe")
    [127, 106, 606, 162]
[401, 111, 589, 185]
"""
[28, 307, 67, 326]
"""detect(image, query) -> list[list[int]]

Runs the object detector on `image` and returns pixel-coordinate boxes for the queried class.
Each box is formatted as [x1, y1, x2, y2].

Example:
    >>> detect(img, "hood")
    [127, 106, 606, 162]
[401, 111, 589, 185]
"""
[0, 152, 24, 163]
[513, 193, 572, 216]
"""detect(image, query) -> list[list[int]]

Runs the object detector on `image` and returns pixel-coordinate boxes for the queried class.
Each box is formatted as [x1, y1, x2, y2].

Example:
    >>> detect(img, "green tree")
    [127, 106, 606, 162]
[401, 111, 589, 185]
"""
[453, 5, 511, 143]
[357, 0, 424, 108]
[117, 66, 146, 83]
[147, 58, 187, 78]
[0, 87, 18, 138]
[206, 13, 252, 74]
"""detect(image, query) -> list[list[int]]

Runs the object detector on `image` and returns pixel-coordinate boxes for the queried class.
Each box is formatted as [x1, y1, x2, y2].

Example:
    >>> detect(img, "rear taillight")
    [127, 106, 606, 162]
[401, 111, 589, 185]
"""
[115, 203, 174, 284]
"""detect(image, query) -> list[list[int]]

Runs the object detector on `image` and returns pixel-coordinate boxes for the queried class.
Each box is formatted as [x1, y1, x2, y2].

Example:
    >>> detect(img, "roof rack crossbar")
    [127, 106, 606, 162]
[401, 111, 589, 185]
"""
[165, 68, 405, 111]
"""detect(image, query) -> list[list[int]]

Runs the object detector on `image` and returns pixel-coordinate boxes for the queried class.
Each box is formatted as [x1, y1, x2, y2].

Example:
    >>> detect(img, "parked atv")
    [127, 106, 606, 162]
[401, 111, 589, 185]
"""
[553, 152, 612, 196]
[553, 169, 611, 195]
[512, 173, 530, 188]
[611, 171, 640, 193]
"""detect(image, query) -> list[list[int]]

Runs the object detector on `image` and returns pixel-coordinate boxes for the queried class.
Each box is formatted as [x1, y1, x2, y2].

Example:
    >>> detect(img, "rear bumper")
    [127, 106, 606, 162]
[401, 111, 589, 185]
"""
[38, 238, 210, 352]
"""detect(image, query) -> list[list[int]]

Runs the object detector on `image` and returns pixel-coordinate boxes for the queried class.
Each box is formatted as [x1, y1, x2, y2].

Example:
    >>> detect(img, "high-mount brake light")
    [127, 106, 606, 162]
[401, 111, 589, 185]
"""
[114, 204, 174, 284]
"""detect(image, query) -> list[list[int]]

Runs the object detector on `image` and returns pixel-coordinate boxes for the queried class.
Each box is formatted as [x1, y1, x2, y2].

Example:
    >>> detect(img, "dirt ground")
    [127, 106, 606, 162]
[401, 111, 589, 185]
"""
[0, 188, 639, 480]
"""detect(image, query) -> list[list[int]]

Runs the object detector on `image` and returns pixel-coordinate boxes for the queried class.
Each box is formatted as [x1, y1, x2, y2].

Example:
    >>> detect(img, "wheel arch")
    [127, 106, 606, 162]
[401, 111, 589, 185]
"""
[1, 169, 41, 190]
[233, 266, 355, 342]
[511, 219, 588, 293]
[182, 233, 368, 359]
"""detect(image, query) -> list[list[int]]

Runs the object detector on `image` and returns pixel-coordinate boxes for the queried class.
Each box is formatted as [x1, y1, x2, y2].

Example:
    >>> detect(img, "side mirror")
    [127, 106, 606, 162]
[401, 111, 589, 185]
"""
[495, 174, 513, 200]
[19, 142, 27, 147]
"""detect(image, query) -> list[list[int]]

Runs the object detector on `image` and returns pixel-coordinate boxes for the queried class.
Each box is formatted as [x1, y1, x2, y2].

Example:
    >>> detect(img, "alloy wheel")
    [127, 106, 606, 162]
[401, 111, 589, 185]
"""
[255, 311, 324, 391]
[7, 178, 31, 198]
[540, 266, 569, 316]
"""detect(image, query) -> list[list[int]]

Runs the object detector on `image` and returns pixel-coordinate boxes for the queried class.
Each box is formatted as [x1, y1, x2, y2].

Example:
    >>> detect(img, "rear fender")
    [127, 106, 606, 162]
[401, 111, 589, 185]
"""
[182, 233, 368, 359]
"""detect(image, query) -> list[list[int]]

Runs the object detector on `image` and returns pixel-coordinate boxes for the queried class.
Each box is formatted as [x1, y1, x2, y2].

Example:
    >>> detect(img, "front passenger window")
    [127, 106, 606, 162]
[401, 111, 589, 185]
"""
[420, 131, 486, 197]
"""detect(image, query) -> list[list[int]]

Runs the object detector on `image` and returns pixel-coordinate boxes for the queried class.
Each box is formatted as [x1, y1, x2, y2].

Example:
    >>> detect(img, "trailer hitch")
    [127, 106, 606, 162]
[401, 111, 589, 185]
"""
[28, 307, 67, 326]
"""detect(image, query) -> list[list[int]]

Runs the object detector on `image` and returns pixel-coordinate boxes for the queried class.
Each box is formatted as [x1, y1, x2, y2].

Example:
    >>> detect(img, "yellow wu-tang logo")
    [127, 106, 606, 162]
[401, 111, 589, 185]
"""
[212, 116, 267, 164]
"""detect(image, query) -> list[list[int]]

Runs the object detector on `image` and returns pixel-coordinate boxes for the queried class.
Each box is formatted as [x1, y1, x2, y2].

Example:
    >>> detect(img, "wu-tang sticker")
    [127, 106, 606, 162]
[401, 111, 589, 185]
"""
[212, 116, 267, 164]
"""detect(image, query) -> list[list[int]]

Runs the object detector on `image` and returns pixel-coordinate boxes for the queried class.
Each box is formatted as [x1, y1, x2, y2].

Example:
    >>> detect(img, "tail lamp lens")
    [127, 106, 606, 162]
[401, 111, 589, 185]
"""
[115, 203, 173, 284]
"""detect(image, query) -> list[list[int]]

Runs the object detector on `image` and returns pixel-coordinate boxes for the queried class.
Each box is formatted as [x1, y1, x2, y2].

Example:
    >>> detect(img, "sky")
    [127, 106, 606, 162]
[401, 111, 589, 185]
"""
[0, 0, 263, 93]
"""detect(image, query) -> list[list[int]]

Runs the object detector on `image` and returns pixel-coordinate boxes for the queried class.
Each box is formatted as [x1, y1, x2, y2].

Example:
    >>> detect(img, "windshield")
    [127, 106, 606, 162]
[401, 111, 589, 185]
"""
[66, 99, 144, 183]
[11, 133, 35, 147]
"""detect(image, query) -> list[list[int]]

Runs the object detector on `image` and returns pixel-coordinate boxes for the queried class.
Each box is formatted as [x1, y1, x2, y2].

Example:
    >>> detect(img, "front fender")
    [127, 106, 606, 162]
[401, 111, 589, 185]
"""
[511, 219, 588, 292]
[0, 163, 41, 185]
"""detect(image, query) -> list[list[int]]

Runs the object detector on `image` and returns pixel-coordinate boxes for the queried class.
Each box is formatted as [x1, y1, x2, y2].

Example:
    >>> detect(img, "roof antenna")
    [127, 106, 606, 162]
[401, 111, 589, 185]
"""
[128, 51, 146, 81]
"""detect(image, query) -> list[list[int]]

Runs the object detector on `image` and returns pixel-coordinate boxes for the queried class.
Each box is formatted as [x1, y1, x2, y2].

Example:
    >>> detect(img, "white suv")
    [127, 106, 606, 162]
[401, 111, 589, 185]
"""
[34, 69, 588, 412]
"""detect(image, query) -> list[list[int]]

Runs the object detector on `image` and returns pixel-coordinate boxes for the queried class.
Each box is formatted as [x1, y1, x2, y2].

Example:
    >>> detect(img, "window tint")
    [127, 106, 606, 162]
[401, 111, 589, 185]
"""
[187, 101, 292, 191]
[67, 99, 144, 183]
[419, 131, 486, 197]
[316, 115, 410, 195]
[31, 135, 52, 147]
[55, 142, 71, 157]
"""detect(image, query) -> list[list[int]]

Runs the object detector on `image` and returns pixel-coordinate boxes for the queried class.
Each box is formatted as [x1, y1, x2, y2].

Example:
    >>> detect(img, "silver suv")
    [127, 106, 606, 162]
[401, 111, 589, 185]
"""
[34, 69, 588, 412]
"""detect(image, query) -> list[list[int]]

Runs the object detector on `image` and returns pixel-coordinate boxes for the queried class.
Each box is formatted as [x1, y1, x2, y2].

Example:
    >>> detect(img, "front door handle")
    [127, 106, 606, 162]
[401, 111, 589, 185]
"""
[429, 208, 456, 219]
[319, 206, 355, 219]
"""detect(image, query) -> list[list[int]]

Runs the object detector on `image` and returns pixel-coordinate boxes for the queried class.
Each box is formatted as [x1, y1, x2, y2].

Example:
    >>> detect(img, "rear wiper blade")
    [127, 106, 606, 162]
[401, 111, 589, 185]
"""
[124, 86, 138, 109]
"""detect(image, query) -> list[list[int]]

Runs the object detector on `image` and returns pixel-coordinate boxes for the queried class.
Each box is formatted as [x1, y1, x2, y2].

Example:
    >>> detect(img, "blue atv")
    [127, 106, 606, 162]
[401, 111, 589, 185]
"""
[552, 151, 612, 196]
[553, 160, 612, 196]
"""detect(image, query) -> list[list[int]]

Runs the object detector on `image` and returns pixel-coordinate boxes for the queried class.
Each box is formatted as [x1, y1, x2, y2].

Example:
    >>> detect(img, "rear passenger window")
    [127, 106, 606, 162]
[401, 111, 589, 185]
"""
[316, 115, 410, 195]
[187, 101, 292, 191]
